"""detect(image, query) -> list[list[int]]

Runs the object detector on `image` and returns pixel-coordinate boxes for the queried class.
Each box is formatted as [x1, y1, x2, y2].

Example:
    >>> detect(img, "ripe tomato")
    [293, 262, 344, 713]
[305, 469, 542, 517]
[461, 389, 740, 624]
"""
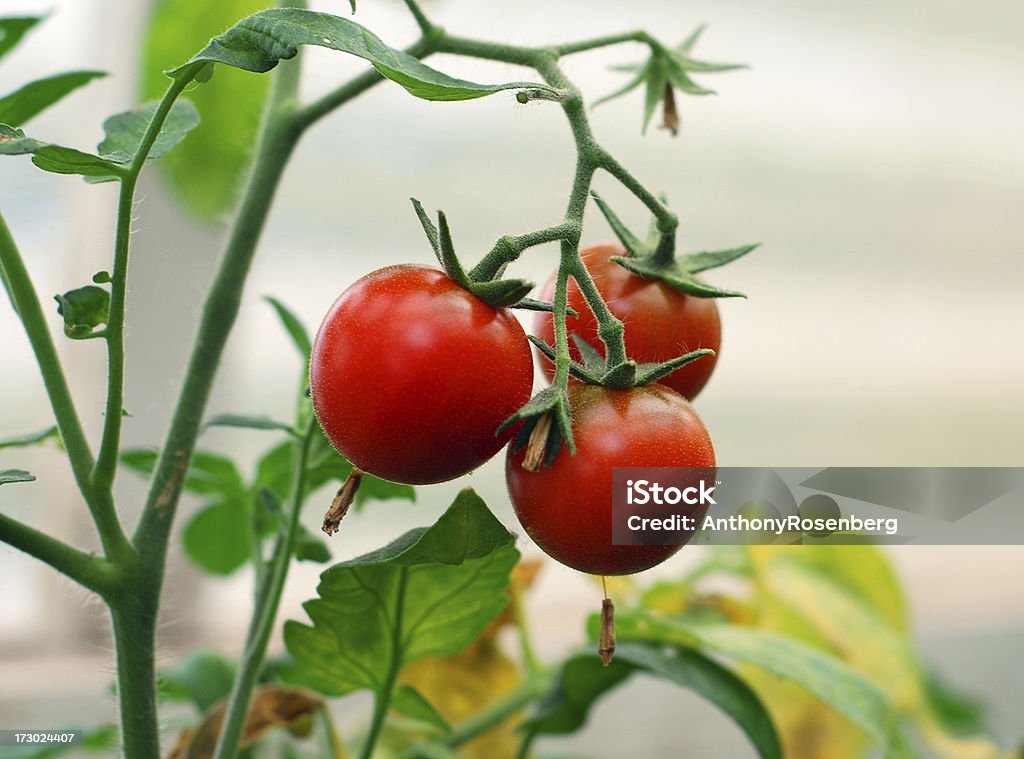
[535, 243, 721, 399]
[506, 384, 715, 575]
[310, 265, 534, 485]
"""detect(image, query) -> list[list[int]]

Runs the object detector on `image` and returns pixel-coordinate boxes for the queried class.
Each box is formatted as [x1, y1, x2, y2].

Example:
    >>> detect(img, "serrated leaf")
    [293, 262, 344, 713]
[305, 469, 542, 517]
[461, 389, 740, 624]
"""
[0, 469, 35, 485]
[0, 16, 42, 62]
[54, 285, 109, 339]
[283, 489, 517, 696]
[0, 70, 106, 127]
[204, 413, 295, 434]
[0, 124, 121, 180]
[159, 650, 237, 711]
[611, 614, 920, 759]
[529, 642, 781, 759]
[142, 0, 270, 219]
[170, 9, 555, 102]
[96, 99, 200, 162]
[265, 296, 311, 361]
[183, 499, 252, 575]
[0, 426, 57, 450]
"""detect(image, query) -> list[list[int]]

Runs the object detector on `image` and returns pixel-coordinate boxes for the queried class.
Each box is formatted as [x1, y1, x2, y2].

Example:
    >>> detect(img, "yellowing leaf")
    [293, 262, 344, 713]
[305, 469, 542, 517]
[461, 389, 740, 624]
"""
[164, 685, 322, 759]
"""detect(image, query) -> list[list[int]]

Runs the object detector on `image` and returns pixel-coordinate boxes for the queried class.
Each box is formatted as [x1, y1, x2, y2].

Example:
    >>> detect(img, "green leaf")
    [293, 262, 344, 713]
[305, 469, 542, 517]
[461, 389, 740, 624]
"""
[0, 469, 35, 485]
[922, 667, 990, 737]
[142, 0, 270, 219]
[0, 16, 42, 62]
[54, 285, 110, 339]
[158, 650, 237, 711]
[170, 9, 555, 102]
[611, 614, 919, 759]
[391, 684, 452, 733]
[205, 412, 296, 434]
[283, 489, 518, 696]
[0, 124, 124, 179]
[96, 99, 200, 162]
[265, 296, 312, 361]
[183, 499, 251, 575]
[121, 449, 247, 501]
[294, 524, 331, 563]
[0, 71, 107, 127]
[529, 642, 781, 759]
[0, 426, 58, 449]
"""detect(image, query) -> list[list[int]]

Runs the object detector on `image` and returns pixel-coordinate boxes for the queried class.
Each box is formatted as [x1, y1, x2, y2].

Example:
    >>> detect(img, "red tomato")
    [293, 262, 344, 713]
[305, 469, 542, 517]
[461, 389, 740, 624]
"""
[310, 265, 534, 485]
[506, 384, 715, 576]
[535, 243, 721, 399]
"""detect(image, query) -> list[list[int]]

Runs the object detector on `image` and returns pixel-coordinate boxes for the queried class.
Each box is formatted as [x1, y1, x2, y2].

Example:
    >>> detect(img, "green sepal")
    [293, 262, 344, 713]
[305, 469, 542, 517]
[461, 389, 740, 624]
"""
[593, 28, 745, 133]
[528, 335, 602, 386]
[502, 385, 575, 465]
[54, 285, 110, 339]
[634, 349, 715, 385]
[532, 334, 713, 390]
[509, 298, 579, 318]
[593, 191, 757, 299]
[410, 198, 535, 308]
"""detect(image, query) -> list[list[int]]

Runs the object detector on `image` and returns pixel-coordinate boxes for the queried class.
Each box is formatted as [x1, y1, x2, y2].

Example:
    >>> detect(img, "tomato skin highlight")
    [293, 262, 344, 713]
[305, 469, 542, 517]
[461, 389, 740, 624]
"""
[535, 243, 721, 400]
[506, 384, 715, 576]
[310, 265, 534, 485]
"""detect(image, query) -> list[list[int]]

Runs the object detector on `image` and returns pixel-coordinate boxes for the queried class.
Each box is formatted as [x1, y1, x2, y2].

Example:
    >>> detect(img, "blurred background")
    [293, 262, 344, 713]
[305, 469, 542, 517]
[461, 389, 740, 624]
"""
[1, 0, 1022, 755]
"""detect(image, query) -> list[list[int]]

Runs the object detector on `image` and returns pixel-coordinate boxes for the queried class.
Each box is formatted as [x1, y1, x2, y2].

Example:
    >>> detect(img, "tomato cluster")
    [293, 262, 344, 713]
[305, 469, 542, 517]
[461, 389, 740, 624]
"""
[310, 246, 722, 576]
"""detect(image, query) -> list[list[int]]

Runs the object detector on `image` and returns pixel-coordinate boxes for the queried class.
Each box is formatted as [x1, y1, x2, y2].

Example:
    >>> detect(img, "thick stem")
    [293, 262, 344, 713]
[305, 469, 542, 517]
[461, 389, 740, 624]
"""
[0, 510, 118, 594]
[211, 421, 316, 759]
[109, 577, 160, 759]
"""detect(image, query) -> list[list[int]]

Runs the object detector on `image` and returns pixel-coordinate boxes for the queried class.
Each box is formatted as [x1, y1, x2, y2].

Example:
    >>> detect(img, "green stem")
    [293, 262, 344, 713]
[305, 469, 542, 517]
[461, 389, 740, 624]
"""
[109, 583, 160, 759]
[211, 420, 316, 759]
[396, 674, 551, 759]
[595, 147, 678, 234]
[0, 510, 118, 594]
[0, 213, 129, 552]
[359, 568, 407, 759]
[555, 30, 652, 56]
[515, 728, 538, 759]
[294, 37, 437, 130]
[510, 589, 542, 675]
[401, 0, 435, 36]
[321, 706, 351, 759]
[469, 223, 575, 282]
[92, 68, 201, 504]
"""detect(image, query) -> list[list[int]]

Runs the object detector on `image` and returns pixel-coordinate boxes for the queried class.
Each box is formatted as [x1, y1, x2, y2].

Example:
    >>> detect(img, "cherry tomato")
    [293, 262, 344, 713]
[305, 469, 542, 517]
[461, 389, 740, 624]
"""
[535, 243, 721, 400]
[311, 265, 534, 485]
[506, 384, 715, 576]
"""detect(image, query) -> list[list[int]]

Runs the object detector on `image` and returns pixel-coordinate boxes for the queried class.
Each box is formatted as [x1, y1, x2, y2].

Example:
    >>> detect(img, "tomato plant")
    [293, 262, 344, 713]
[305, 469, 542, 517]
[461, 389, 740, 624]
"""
[2, 4, 1011, 759]
[534, 242, 722, 400]
[310, 264, 533, 485]
[507, 384, 715, 575]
